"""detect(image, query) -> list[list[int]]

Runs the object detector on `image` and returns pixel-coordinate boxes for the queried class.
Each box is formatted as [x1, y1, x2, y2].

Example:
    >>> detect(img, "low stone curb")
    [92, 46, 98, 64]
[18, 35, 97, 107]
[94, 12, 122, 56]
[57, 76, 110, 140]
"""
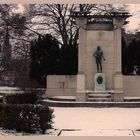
[57, 129, 140, 136]
[40, 99, 140, 108]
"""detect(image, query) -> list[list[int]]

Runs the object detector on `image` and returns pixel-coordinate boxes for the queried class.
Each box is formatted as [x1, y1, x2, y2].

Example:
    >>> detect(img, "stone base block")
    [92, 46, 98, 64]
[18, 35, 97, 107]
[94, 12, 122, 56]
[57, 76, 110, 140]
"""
[113, 91, 124, 102]
[77, 74, 86, 91]
[76, 91, 87, 102]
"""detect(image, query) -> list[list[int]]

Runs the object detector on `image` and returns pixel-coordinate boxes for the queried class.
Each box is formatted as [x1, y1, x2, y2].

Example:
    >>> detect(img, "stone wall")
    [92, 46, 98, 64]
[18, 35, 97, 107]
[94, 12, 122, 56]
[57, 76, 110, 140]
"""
[46, 75, 140, 98]
[123, 76, 140, 97]
[46, 75, 76, 97]
[85, 31, 115, 90]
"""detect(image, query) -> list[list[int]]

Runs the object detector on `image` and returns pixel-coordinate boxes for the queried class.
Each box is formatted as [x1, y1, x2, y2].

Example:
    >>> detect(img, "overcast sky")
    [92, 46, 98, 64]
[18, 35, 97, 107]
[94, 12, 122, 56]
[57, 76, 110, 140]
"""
[125, 4, 140, 33]
[15, 4, 140, 34]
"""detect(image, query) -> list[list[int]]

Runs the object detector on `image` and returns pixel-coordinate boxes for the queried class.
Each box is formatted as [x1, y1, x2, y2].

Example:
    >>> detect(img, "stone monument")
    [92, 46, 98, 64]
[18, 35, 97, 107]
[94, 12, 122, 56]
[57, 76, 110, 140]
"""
[45, 11, 133, 102]
[71, 11, 131, 102]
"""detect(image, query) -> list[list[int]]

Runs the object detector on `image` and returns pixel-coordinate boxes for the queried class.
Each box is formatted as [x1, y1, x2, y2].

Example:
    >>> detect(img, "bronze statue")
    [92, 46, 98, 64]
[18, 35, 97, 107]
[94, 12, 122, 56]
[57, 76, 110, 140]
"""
[93, 46, 105, 73]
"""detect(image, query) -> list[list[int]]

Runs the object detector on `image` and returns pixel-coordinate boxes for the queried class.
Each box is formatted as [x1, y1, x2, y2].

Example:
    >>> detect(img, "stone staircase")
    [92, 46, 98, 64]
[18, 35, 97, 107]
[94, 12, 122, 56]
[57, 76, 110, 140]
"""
[87, 93, 112, 102]
[48, 96, 76, 102]
[124, 97, 140, 102]
[41, 93, 140, 107]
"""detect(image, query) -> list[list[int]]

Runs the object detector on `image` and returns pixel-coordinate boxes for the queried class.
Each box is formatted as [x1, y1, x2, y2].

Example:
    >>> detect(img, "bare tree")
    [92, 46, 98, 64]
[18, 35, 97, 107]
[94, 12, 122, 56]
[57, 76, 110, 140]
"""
[0, 4, 127, 71]
[0, 4, 36, 85]
[25, 4, 127, 47]
[24, 4, 100, 47]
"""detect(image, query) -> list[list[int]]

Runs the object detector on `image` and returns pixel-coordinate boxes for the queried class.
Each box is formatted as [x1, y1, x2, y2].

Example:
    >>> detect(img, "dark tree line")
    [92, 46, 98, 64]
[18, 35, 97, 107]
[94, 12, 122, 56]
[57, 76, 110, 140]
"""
[29, 34, 78, 86]
[122, 36, 140, 75]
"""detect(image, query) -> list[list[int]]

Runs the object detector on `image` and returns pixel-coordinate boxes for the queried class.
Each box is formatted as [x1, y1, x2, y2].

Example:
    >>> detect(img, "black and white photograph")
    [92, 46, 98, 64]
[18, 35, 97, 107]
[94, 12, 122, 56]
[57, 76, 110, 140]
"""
[0, 2, 140, 136]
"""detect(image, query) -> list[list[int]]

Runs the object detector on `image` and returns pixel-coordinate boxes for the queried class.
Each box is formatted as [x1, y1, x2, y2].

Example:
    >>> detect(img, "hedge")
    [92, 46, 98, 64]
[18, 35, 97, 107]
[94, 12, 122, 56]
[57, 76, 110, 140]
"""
[5, 93, 39, 104]
[0, 96, 3, 103]
[0, 104, 54, 134]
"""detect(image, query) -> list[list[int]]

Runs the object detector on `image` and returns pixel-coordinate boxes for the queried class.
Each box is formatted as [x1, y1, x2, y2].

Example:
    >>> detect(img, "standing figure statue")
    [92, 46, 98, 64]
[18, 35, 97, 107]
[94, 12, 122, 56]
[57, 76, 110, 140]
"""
[93, 46, 105, 73]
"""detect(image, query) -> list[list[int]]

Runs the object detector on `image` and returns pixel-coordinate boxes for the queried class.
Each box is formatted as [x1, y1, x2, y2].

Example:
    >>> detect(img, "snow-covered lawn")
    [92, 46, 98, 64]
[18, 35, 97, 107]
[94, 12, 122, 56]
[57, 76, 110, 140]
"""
[52, 107, 140, 136]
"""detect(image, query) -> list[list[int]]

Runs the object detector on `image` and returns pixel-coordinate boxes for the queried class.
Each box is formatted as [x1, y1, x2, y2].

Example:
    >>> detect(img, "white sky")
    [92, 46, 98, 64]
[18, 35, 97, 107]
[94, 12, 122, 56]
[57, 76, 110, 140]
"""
[13, 3, 25, 14]
[125, 4, 140, 33]
[15, 4, 140, 33]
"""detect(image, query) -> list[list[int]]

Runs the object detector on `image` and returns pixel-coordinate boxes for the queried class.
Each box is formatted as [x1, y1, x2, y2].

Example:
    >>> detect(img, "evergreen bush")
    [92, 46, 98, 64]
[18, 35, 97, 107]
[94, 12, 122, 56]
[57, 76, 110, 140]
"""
[0, 96, 3, 103]
[5, 93, 38, 104]
[0, 104, 54, 134]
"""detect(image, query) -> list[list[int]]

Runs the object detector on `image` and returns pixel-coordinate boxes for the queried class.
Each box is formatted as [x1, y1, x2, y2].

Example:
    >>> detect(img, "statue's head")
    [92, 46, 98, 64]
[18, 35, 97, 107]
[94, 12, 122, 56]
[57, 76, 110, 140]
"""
[97, 46, 101, 51]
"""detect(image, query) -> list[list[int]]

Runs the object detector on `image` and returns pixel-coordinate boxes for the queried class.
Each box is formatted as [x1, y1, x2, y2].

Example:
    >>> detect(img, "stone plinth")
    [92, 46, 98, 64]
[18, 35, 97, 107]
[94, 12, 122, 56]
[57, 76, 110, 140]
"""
[113, 73, 124, 102]
[76, 74, 86, 102]
[113, 89, 124, 102]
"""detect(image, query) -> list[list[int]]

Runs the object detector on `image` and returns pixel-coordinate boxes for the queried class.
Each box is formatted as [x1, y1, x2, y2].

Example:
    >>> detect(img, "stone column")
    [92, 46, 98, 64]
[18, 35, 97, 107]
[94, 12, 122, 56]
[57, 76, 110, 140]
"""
[75, 17, 87, 102]
[113, 17, 124, 102]
[76, 74, 87, 102]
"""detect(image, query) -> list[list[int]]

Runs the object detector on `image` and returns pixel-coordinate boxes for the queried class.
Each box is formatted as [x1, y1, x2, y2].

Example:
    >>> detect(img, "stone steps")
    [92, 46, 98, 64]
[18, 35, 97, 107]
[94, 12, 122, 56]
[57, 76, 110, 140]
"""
[87, 93, 112, 102]
[45, 96, 140, 103]
[88, 93, 111, 98]
[40, 99, 140, 108]
[124, 97, 140, 102]
[88, 98, 112, 102]
[48, 96, 76, 102]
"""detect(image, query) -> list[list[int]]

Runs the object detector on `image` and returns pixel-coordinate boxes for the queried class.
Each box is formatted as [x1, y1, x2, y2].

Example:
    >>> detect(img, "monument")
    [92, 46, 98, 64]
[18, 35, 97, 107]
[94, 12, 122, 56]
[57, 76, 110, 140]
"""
[71, 11, 131, 102]
[46, 11, 140, 103]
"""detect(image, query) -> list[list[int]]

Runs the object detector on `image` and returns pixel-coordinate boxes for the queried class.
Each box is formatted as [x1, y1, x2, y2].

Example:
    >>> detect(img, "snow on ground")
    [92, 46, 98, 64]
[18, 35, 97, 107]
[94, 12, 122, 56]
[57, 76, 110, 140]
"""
[52, 107, 140, 136]
[0, 128, 60, 136]
[0, 86, 24, 94]
[52, 107, 140, 130]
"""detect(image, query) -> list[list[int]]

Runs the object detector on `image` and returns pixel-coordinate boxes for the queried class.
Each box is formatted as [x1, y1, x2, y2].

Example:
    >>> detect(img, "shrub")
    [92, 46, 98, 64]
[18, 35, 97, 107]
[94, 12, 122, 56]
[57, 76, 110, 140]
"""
[0, 96, 3, 103]
[5, 93, 38, 104]
[0, 104, 54, 134]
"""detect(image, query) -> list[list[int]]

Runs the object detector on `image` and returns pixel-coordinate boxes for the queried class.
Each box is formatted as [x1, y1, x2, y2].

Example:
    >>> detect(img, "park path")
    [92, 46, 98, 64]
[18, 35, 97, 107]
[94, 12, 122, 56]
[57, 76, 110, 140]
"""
[52, 107, 140, 136]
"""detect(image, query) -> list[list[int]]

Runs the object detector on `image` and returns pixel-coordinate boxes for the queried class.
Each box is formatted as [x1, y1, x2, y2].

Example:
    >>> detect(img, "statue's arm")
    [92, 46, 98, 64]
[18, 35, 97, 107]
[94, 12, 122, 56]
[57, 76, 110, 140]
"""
[93, 52, 96, 57]
[102, 52, 106, 61]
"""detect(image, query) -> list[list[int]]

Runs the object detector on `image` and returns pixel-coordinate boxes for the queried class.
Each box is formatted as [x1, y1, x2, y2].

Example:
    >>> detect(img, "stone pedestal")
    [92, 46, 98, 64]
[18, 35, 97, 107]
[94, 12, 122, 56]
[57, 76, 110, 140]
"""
[94, 73, 106, 91]
[113, 73, 124, 102]
[113, 17, 125, 102]
[113, 90, 124, 102]
[73, 12, 130, 102]
[75, 17, 87, 102]
[76, 74, 86, 102]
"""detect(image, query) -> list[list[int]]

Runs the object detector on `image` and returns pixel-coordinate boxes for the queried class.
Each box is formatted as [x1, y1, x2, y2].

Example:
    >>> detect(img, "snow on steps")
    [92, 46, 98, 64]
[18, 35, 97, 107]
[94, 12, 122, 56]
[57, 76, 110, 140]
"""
[47, 94, 140, 102]
[124, 97, 140, 102]
[47, 92, 112, 102]
[40, 99, 140, 108]
[48, 96, 76, 102]
[87, 93, 112, 102]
